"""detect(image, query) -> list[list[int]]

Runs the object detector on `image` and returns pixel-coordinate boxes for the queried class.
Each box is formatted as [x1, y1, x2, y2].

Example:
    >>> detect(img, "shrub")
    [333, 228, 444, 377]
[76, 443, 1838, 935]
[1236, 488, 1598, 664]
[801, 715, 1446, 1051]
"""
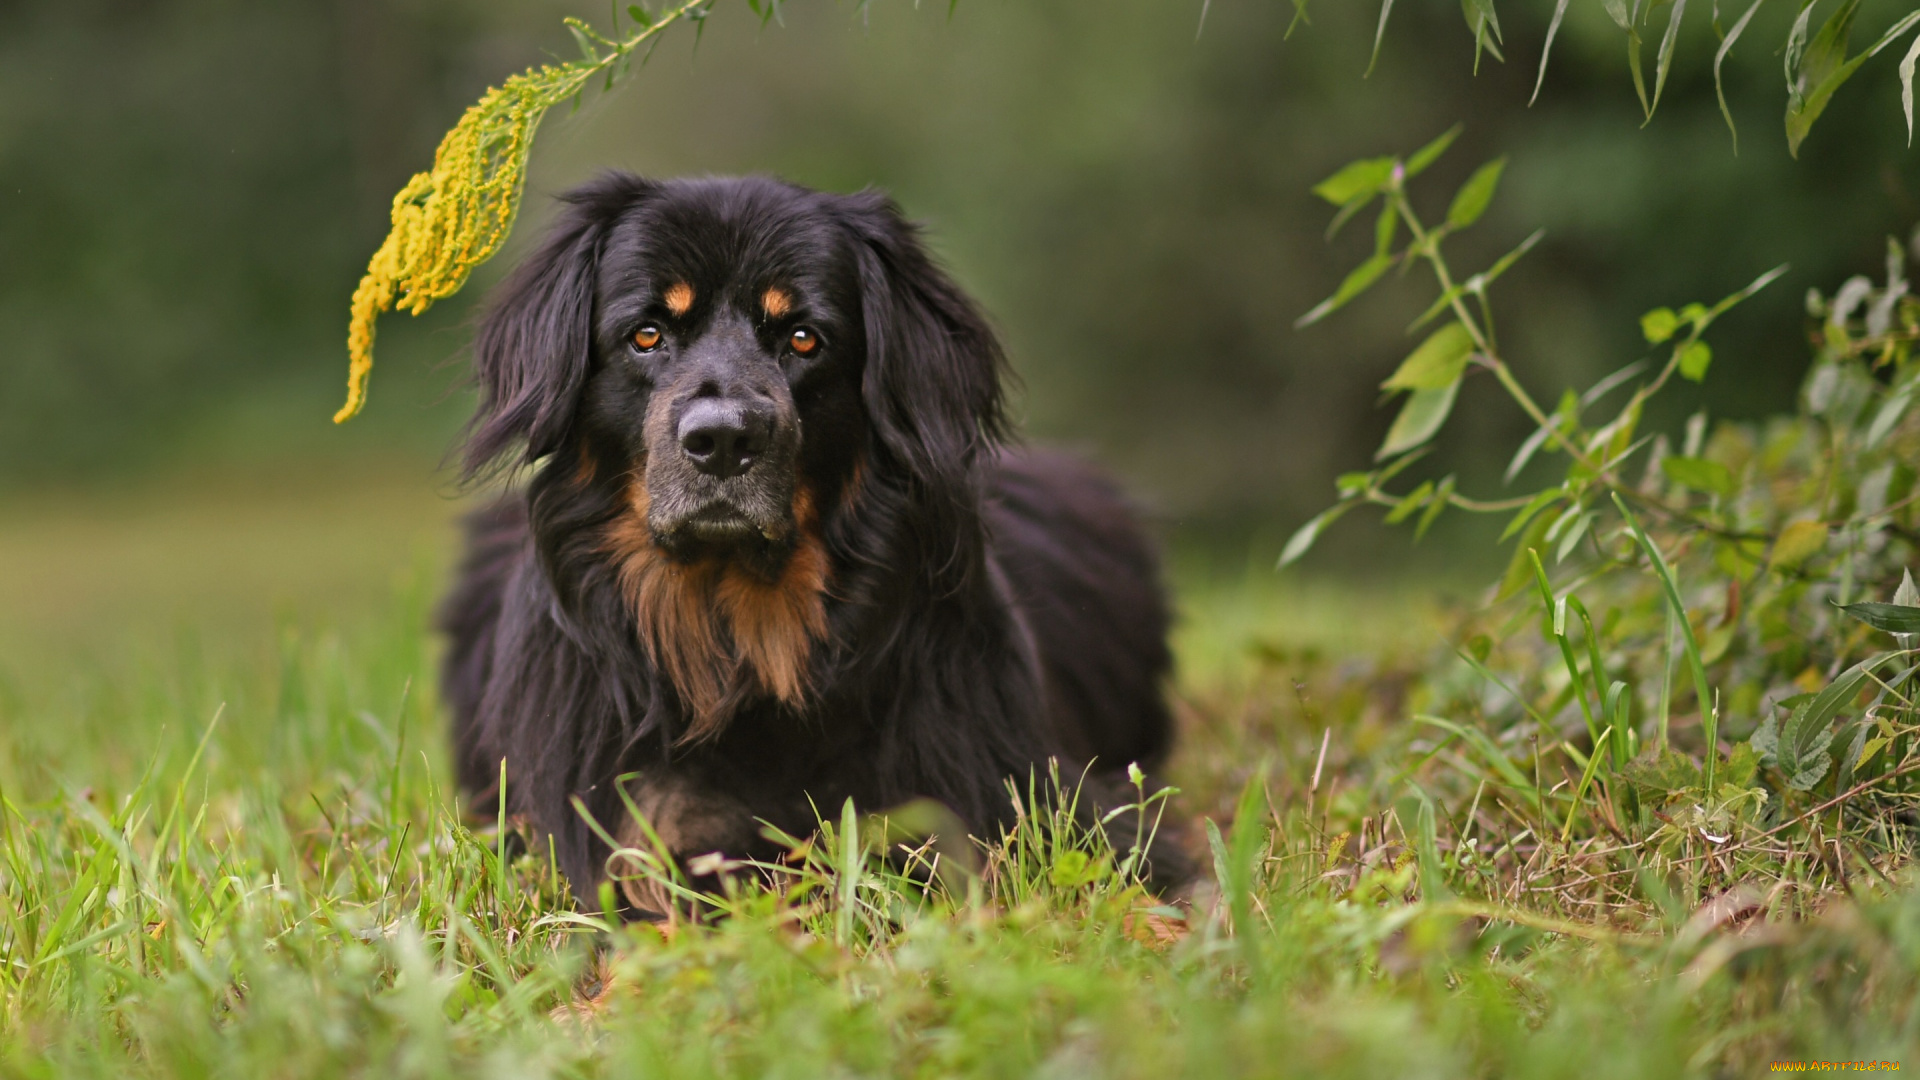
[1281, 127, 1920, 920]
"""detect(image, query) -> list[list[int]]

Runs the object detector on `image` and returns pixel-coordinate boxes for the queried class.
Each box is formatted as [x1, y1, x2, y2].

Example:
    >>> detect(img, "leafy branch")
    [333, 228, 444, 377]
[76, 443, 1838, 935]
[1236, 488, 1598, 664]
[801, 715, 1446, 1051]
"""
[334, 0, 714, 424]
[1286, 126, 1920, 887]
[1354, 0, 1920, 157]
[1280, 124, 1783, 571]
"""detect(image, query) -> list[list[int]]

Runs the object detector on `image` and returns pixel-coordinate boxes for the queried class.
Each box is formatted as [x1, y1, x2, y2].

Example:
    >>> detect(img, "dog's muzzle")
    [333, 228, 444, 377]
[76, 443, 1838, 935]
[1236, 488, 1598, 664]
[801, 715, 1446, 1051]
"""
[644, 383, 801, 561]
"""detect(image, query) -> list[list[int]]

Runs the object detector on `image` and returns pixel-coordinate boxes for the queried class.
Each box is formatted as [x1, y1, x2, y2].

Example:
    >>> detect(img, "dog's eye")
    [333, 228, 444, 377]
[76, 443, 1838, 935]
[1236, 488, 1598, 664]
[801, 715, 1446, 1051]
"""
[631, 325, 663, 352]
[788, 327, 820, 356]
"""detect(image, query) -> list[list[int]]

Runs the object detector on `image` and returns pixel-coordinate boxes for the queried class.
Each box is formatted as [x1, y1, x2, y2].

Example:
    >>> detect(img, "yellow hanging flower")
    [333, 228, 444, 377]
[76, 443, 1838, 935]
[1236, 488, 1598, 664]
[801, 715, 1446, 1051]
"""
[335, 4, 710, 423]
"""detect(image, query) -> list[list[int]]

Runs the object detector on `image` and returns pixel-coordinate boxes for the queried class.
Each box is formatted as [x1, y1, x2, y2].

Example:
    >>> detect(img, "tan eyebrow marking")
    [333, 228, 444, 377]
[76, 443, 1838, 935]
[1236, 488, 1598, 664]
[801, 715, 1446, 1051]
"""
[761, 287, 792, 320]
[664, 282, 694, 316]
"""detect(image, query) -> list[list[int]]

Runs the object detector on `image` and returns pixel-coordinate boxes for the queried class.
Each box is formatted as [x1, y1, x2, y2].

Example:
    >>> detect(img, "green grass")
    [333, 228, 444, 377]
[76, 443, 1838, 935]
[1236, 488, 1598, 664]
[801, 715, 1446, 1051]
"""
[0, 472, 1916, 1077]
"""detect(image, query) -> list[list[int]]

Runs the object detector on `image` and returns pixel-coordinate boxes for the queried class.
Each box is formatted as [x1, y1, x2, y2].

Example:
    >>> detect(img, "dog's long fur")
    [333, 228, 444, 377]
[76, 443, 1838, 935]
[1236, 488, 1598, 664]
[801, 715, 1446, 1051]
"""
[439, 174, 1184, 910]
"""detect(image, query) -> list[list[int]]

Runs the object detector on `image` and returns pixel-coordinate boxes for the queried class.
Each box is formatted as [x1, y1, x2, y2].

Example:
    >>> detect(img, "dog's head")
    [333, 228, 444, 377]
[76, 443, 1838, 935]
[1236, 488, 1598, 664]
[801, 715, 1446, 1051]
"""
[462, 174, 1007, 571]
[459, 175, 1007, 734]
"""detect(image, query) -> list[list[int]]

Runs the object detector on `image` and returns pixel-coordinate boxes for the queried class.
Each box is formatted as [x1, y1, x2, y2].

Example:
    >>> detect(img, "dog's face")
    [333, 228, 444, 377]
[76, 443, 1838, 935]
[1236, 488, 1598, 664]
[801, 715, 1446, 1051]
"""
[464, 173, 1010, 604]
[576, 184, 871, 574]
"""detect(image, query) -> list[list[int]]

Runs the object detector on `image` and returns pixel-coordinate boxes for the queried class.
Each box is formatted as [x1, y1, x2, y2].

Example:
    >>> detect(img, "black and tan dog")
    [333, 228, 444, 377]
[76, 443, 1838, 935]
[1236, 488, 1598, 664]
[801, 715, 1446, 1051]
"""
[439, 174, 1186, 914]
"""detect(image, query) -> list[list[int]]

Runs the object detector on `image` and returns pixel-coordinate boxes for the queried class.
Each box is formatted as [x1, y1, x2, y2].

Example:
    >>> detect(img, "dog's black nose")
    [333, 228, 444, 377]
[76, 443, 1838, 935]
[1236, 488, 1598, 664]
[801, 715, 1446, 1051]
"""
[677, 399, 772, 479]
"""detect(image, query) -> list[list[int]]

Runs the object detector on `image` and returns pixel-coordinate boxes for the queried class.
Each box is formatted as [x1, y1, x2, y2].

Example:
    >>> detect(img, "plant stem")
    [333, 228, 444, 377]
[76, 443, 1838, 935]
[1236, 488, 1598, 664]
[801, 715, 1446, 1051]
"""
[1390, 191, 1609, 476]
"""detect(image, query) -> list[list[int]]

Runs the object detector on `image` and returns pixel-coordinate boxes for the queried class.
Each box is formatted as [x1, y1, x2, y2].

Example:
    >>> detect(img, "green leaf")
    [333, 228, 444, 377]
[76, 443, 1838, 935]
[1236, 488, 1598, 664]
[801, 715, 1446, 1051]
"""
[1756, 654, 1894, 789]
[1787, 730, 1835, 789]
[1506, 391, 1578, 484]
[1461, 0, 1505, 72]
[1603, 0, 1652, 118]
[1325, 192, 1379, 241]
[1048, 849, 1095, 888]
[1866, 378, 1919, 447]
[1640, 307, 1680, 344]
[1715, 0, 1766, 153]
[1415, 475, 1456, 540]
[1903, 26, 1920, 145]
[1405, 125, 1462, 177]
[1785, 4, 1857, 157]
[1554, 509, 1593, 563]
[1837, 571, 1920, 647]
[1769, 518, 1830, 571]
[628, 3, 655, 26]
[1660, 455, 1736, 496]
[1384, 323, 1477, 391]
[1312, 157, 1396, 206]
[1377, 382, 1460, 460]
[1794, 0, 1863, 107]
[1446, 158, 1507, 230]
[1782, 0, 1820, 105]
[1785, 3, 1920, 156]
[1505, 422, 1556, 484]
[1336, 471, 1374, 495]
[1678, 340, 1713, 382]
[1374, 201, 1399, 257]
[1297, 254, 1393, 328]
[1500, 489, 1564, 542]
[1835, 601, 1920, 635]
[1723, 740, 1760, 788]
[1530, 0, 1572, 106]
[1277, 502, 1357, 568]
[1367, 0, 1397, 77]
[1384, 480, 1435, 524]
[1648, 0, 1688, 122]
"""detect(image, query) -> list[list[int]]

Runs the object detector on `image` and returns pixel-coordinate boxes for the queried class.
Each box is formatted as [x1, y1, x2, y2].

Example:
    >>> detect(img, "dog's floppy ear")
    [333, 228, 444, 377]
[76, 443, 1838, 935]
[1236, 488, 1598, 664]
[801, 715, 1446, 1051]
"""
[837, 191, 1009, 496]
[462, 172, 656, 479]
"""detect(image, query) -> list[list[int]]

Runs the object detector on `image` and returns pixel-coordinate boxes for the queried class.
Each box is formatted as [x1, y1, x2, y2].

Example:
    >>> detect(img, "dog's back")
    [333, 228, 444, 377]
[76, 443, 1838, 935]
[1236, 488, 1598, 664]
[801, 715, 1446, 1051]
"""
[984, 449, 1175, 775]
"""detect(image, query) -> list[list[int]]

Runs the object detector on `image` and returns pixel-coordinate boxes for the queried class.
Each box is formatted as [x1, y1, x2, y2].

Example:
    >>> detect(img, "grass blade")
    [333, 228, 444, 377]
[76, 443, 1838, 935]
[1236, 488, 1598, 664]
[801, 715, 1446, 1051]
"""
[1414, 715, 1538, 796]
[1561, 727, 1612, 843]
[1530, 550, 1601, 745]
[1612, 493, 1716, 787]
[835, 796, 860, 947]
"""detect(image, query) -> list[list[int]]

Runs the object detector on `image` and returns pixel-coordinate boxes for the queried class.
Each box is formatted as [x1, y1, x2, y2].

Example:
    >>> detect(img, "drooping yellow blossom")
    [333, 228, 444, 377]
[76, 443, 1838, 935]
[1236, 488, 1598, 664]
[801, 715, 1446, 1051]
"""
[336, 4, 710, 423]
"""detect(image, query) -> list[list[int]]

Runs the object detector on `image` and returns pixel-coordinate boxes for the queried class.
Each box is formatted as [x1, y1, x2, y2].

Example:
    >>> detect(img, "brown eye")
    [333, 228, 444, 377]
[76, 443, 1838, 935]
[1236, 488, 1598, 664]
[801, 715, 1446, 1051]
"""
[632, 325, 663, 352]
[789, 327, 820, 355]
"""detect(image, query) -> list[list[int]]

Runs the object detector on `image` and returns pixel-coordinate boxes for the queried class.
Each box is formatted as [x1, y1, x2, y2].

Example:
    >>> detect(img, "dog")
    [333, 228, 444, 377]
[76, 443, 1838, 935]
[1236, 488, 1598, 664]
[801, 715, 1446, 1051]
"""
[438, 173, 1187, 914]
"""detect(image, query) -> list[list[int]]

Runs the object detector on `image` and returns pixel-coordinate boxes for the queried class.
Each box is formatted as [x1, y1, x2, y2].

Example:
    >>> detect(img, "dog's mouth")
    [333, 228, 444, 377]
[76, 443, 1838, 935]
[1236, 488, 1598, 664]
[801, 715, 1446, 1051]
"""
[648, 491, 796, 565]
[670, 501, 780, 545]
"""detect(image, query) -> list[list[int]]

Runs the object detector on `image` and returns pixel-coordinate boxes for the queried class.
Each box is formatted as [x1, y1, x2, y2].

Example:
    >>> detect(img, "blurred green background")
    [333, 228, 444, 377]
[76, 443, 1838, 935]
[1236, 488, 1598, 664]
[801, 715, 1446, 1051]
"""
[2, 0, 1918, 672]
